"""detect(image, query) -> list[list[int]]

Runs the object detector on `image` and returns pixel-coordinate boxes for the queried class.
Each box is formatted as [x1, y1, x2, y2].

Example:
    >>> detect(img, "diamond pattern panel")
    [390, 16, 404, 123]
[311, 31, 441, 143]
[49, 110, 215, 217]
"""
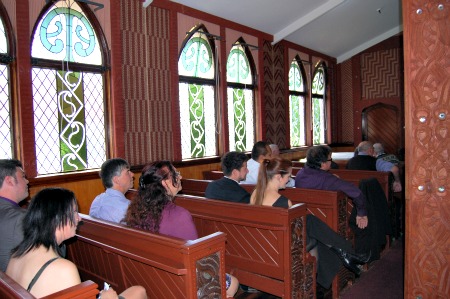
[0, 64, 12, 158]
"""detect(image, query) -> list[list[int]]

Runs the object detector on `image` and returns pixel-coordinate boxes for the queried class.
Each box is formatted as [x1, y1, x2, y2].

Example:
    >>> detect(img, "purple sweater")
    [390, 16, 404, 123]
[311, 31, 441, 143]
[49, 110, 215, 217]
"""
[158, 202, 198, 240]
[295, 167, 368, 216]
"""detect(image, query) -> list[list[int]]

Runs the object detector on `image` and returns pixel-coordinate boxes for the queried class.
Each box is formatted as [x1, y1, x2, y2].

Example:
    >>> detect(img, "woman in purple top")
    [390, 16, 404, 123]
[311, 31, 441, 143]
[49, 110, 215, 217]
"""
[124, 161, 239, 297]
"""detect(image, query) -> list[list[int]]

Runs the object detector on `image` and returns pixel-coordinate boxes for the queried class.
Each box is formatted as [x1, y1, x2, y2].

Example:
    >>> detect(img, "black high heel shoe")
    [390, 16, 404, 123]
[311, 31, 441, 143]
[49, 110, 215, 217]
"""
[330, 247, 371, 274]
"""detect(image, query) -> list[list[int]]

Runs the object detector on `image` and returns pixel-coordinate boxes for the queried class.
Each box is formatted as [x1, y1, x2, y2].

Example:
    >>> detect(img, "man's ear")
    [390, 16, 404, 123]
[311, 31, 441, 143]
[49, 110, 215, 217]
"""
[111, 175, 119, 186]
[3, 175, 15, 186]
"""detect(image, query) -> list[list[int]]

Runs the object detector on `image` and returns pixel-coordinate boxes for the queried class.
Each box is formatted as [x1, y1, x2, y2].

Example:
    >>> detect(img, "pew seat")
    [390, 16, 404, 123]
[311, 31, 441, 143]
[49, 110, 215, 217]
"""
[0, 271, 98, 299]
[174, 194, 316, 298]
[67, 214, 228, 299]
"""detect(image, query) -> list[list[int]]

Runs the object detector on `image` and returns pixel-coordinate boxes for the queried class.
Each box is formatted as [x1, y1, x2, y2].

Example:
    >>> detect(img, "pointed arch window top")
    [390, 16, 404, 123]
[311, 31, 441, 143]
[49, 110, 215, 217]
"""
[289, 60, 305, 92]
[178, 29, 215, 79]
[312, 65, 325, 95]
[31, 0, 102, 65]
[227, 43, 252, 84]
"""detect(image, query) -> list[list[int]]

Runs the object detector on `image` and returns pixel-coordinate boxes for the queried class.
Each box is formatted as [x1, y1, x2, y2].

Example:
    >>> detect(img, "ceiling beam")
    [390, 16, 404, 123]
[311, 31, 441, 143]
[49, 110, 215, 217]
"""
[272, 0, 346, 44]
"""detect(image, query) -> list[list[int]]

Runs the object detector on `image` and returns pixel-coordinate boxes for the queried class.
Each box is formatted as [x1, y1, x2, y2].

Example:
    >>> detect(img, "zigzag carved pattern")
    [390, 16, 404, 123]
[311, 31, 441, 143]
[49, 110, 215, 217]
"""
[122, 1, 172, 164]
[361, 49, 400, 99]
[263, 42, 286, 146]
[340, 60, 354, 143]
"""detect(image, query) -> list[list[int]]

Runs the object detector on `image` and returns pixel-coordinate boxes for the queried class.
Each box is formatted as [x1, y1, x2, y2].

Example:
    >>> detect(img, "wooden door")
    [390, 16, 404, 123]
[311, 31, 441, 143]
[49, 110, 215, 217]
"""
[362, 103, 401, 156]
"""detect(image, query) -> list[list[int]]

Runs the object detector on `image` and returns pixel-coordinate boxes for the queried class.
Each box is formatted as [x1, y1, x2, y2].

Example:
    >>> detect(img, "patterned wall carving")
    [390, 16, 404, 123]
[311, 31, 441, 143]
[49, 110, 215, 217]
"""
[263, 41, 287, 148]
[339, 60, 354, 143]
[403, 0, 450, 297]
[121, 1, 172, 165]
[360, 48, 401, 99]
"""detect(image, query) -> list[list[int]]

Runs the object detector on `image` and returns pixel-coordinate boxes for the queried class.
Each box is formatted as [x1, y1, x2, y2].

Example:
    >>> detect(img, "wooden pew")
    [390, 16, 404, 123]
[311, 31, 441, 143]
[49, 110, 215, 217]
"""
[174, 194, 316, 298]
[66, 214, 228, 299]
[203, 170, 225, 180]
[0, 271, 98, 299]
[179, 178, 351, 298]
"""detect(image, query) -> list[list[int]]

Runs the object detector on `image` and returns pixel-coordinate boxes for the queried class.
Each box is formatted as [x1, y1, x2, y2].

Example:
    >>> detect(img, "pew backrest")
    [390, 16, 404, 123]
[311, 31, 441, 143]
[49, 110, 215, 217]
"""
[174, 194, 316, 299]
[67, 214, 228, 299]
[0, 271, 98, 299]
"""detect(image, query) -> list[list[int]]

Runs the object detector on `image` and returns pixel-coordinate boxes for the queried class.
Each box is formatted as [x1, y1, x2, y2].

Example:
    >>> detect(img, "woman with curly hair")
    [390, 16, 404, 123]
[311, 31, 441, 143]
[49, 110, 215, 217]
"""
[125, 160, 197, 239]
[124, 161, 239, 297]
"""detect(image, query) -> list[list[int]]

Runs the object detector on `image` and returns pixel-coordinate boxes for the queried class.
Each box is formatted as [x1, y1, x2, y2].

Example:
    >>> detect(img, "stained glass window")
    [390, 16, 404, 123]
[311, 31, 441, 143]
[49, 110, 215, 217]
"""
[289, 57, 306, 147]
[312, 63, 326, 144]
[31, 0, 106, 174]
[226, 40, 255, 152]
[0, 13, 12, 159]
[178, 26, 217, 159]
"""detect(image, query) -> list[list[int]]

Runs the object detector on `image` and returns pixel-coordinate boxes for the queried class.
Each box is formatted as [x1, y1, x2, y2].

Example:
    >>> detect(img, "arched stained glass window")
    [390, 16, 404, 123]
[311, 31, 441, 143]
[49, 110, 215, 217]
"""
[289, 57, 307, 147]
[226, 40, 255, 152]
[0, 10, 13, 159]
[178, 26, 217, 159]
[31, 0, 107, 174]
[312, 63, 326, 144]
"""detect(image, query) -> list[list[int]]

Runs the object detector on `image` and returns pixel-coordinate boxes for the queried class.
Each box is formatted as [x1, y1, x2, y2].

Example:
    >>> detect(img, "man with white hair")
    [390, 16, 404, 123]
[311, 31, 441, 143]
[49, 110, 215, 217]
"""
[347, 141, 402, 192]
[373, 143, 400, 165]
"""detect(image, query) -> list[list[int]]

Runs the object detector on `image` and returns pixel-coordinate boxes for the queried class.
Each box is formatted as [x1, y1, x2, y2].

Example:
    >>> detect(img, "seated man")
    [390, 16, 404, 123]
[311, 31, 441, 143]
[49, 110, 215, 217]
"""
[347, 141, 402, 192]
[205, 151, 250, 203]
[0, 159, 29, 272]
[90, 158, 134, 223]
[295, 146, 368, 230]
[373, 142, 400, 165]
[240, 141, 272, 185]
[296, 145, 389, 260]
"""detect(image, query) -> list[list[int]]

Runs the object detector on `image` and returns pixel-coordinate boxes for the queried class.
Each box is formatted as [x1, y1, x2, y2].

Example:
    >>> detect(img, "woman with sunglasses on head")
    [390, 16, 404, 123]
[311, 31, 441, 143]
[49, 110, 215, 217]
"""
[125, 161, 239, 297]
[6, 187, 146, 299]
[250, 158, 370, 292]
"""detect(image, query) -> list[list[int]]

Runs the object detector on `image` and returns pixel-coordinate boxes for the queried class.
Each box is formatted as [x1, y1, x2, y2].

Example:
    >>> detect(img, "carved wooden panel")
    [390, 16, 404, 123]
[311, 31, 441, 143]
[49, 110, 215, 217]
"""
[403, 0, 450, 297]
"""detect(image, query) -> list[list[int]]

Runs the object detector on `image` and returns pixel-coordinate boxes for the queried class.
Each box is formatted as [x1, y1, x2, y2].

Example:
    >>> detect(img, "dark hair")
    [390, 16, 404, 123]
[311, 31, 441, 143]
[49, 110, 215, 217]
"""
[12, 188, 78, 258]
[0, 159, 23, 188]
[99, 158, 130, 188]
[305, 145, 332, 169]
[221, 152, 248, 176]
[125, 161, 178, 233]
[251, 141, 270, 160]
[253, 158, 292, 206]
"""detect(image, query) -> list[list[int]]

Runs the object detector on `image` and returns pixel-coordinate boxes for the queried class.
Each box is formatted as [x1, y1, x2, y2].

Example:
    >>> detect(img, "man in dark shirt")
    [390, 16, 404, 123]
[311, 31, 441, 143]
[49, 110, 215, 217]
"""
[205, 151, 251, 203]
[347, 141, 402, 192]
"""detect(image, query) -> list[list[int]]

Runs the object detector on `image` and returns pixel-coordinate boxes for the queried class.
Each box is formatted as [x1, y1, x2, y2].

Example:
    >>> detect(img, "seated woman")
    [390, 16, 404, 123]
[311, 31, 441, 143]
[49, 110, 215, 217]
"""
[124, 161, 239, 298]
[250, 158, 370, 291]
[6, 187, 146, 299]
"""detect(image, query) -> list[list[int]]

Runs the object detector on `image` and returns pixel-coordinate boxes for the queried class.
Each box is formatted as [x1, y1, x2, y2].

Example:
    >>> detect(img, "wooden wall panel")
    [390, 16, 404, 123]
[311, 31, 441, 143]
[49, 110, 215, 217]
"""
[403, 0, 450, 297]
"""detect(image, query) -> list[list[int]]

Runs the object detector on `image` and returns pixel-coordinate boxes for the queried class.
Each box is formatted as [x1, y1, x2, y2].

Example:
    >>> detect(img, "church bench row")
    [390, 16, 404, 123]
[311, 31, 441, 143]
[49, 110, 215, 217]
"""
[179, 178, 352, 298]
[174, 194, 316, 298]
[0, 271, 98, 299]
[66, 214, 229, 299]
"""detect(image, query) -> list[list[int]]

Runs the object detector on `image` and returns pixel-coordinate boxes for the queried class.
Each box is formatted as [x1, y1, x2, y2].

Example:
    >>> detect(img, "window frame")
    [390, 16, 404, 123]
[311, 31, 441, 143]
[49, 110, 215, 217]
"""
[29, 0, 111, 175]
[226, 37, 257, 152]
[311, 61, 327, 145]
[288, 55, 308, 148]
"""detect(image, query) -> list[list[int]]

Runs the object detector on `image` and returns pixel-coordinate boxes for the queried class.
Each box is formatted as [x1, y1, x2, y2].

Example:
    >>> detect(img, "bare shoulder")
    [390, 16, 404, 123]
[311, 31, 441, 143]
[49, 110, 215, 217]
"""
[30, 258, 81, 297]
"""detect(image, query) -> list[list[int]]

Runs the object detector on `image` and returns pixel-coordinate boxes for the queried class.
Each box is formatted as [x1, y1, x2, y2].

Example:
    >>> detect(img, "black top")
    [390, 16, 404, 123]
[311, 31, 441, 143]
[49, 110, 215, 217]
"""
[205, 177, 250, 203]
[272, 195, 290, 208]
